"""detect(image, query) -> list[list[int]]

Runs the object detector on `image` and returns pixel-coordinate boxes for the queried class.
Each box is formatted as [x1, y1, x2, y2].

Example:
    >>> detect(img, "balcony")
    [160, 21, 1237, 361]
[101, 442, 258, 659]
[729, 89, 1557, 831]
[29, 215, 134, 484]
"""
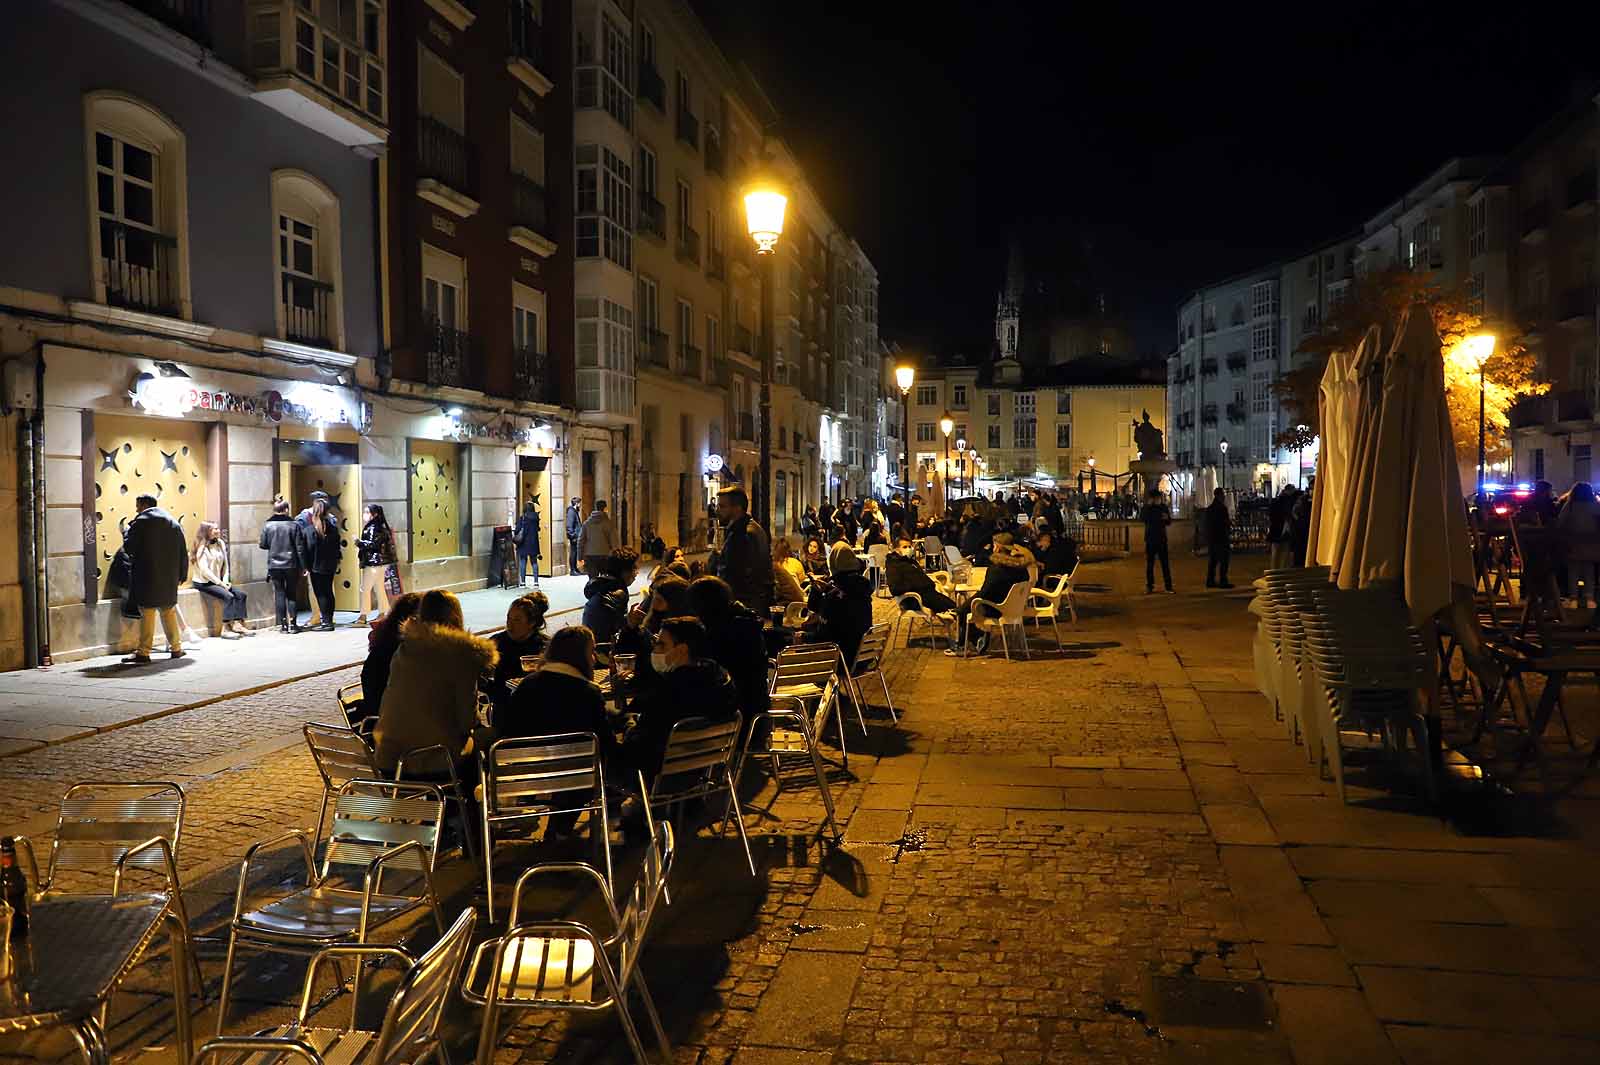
[1559, 287, 1593, 326]
[711, 359, 731, 388]
[508, 172, 556, 257]
[1201, 403, 1219, 426]
[736, 412, 756, 441]
[637, 60, 665, 112]
[416, 116, 479, 217]
[100, 221, 181, 317]
[126, 0, 210, 45]
[1521, 200, 1551, 243]
[422, 314, 481, 390]
[640, 328, 670, 371]
[637, 193, 666, 240]
[506, 1, 552, 95]
[675, 226, 701, 266]
[1568, 169, 1597, 214]
[677, 344, 702, 378]
[1226, 402, 1246, 425]
[513, 345, 556, 404]
[705, 130, 725, 176]
[731, 323, 754, 354]
[246, 2, 386, 145]
[706, 248, 726, 282]
[1225, 352, 1247, 372]
[676, 105, 699, 149]
[1200, 357, 1218, 377]
[281, 273, 334, 347]
[423, 0, 475, 31]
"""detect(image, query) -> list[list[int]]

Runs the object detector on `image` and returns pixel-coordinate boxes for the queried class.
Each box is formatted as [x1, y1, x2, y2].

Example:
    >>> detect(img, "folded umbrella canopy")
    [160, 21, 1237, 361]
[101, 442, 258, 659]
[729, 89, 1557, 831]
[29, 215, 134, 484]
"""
[1306, 338, 1359, 567]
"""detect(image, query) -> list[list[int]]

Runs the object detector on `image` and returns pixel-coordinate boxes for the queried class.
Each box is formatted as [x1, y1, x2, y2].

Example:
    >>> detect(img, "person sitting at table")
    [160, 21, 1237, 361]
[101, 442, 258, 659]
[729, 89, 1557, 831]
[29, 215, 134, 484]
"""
[886, 540, 957, 615]
[358, 592, 422, 730]
[954, 534, 1036, 655]
[373, 589, 497, 776]
[959, 510, 993, 561]
[1035, 529, 1078, 580]
[615, 574, 691, 669]
[801, 537, 830, 579]
[619, 616, 738, 786]
[861, 517, 889, 549]
[582, 546, 638, 645]
[491, 591, 550, 689]
[802, 542, 874, 663]
[772, 538, 808, 605]
[688, 575, 771, 728]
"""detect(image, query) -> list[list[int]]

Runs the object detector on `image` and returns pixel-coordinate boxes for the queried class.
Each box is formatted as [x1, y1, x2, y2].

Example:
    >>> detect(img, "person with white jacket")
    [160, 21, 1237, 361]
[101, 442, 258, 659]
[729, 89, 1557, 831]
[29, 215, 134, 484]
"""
[191, 521, 253, 638]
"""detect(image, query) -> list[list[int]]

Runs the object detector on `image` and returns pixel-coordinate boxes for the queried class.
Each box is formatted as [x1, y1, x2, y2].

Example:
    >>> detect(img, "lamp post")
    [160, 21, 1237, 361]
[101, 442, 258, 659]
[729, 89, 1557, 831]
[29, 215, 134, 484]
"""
[1219, 437, 1229, 494]
[1294, 423, 1308, 489]
[895, 364, 915, 501]
[743, 174, 788, 532]
[1087, 455, 1096, 497]
[955, 436, 967, 497]
[939, 412, 954, 511]
[1461, 334, 1497, 498]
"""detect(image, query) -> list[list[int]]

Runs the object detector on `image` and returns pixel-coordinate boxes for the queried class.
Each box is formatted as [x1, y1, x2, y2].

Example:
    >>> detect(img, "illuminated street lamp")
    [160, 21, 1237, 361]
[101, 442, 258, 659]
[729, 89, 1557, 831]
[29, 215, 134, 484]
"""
[1087, 454, 1096, 496]
[1295, 423, 1309, 488]
[895, 364, 915, 499]
[743, 172, 788, 529]
[1459, 333, 1497, 497]
[939, 412, 954, 510]
[955, 436, 968, 496]
[1219, 437, 1229, 493]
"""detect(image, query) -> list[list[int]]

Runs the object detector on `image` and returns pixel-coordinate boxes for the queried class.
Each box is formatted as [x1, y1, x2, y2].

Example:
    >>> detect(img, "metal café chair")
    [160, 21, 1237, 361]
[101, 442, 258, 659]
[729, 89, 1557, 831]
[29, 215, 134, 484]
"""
[727, 692, 843, 843]
[195, 907, 476, 1065]
[847, 624, 898, 725]
[394, 744, 479, 862]
[636, 713, 754, 877]
[303, 723, 382, 844]
[336, 681, 373, 738]
[463, 823, 677, 1065]
[771, 642, 862, 762]
[216, 779, 448, 1034]
[11, 781, 206, 1005]
[479, 733, 613, 923]
[891, 591, 956, 650]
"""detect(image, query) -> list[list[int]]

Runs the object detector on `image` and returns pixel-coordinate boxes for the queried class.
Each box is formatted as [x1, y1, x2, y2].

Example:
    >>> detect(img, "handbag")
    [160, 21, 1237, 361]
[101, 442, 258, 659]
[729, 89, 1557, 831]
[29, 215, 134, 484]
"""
[382, 529, 404, 597]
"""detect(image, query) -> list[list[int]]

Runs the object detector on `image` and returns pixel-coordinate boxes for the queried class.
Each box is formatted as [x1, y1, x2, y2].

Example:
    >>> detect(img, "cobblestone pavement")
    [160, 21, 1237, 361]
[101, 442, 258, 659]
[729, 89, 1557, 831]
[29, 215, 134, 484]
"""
[5, 549, 1600, 1065]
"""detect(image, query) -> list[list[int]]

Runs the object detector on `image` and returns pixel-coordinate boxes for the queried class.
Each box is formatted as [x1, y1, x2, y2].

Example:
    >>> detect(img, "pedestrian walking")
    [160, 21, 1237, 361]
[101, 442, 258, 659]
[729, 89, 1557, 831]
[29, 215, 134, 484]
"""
[190, 520, 251, 638]
[299, 497, 341, 630]
[259, 497, 306, 633]
[1139, 489, 1174, 594]
[564, 497, 584, 573]
[577, 499, 616, 575]
[354, 503, 394, 625]
[121, 493, 190, 663]
[513, 498, 542, 587]
[709, 486, 774, 615]
[1204, 488, 1234, 589]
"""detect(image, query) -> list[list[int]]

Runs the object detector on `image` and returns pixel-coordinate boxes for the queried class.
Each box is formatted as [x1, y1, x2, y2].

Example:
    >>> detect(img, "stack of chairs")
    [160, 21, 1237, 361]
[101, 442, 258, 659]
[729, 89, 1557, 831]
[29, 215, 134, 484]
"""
[1251, 566, 1332, 753]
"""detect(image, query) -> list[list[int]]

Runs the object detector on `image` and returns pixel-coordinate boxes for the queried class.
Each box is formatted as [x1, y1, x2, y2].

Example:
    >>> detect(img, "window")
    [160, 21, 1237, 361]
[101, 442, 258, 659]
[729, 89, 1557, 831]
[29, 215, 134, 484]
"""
[272, 170, 343, 349]
[575, 296, 634, 413]
[513, 282, 545, 353]
[986, 425, 1000, 448]
[1250, 280, 1278, 319]
[421, 243, 465, 329]
[1466, 273, 1485, 316]
[1013, 413, 1036, 449]
[705, 315, 719, 359]
[679, 412, 692, 451]
[87, 92, 189, 318]
[1056, 389, 1071, 415]
[951, 384, 967, 408]
[1056, 423, 1071, 449]
[677, 70, 691, 115]
[510, 115, 544, 184]
[676, 299, 693, 361]
[1577, 444, 1592, 483]
[986, 393, 1000, 415]
[638, 144, 657, 199]
[1533, 448, 1545, 482]
[915, 422, 936, 443]
[676, 179, 692, 239]
[418, 47, 463, 131]
[575, 14, 632, 130]
[915, 384, 936, 406]
[575, 144, 631, 267]
[1469, 198, 1487, 258]
[704, 205, 720, 257]
[261, 0, 384, 120]
[1251, 370, 1271, 414]
[1251, 322, 1279, 363]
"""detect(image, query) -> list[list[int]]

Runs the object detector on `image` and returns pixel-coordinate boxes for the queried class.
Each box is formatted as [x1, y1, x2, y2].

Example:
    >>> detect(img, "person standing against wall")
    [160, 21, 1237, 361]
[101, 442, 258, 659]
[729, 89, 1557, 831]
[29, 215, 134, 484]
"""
[565, 496, 583, 574]
[260, 497, 306, 634]
[354, 503, 394, 625]
[121, 493, 189, 663]
[191, 521, 252, 638]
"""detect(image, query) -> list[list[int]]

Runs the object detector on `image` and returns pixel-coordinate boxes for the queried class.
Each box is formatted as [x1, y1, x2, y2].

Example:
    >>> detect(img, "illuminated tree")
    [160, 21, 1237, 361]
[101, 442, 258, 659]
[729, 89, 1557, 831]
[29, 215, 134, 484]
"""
[1273, 266, 1546, 468]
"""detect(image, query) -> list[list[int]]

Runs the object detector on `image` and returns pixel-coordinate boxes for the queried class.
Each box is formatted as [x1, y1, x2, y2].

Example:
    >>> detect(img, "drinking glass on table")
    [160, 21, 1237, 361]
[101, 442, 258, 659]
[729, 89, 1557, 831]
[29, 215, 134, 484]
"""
[612, 653, 637, 680]
[520, 654, 542, 674]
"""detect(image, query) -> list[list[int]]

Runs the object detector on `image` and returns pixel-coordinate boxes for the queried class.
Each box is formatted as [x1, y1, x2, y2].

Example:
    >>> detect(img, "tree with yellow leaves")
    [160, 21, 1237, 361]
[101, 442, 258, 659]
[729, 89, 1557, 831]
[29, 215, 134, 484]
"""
[1274, 267, 1545, 472]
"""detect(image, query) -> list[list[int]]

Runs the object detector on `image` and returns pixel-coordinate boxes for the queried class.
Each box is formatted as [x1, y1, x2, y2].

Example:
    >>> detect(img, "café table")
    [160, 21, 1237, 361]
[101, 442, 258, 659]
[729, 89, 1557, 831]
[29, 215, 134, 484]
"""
[0, 893, 195, 1065]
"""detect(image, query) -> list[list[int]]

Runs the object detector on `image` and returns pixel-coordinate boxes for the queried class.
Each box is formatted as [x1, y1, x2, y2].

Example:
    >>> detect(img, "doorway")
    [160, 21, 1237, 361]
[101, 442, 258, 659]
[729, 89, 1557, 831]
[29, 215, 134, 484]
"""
[277, 436, 361, 612]
[517, 454, 553, 579]
[581, 450, 597, 514]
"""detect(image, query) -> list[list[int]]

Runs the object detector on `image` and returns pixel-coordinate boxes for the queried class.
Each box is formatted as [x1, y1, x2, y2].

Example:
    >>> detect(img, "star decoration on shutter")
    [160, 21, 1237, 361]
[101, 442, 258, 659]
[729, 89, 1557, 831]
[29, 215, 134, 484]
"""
[99, 447, 120, 472]
[161, 449, 178, 472]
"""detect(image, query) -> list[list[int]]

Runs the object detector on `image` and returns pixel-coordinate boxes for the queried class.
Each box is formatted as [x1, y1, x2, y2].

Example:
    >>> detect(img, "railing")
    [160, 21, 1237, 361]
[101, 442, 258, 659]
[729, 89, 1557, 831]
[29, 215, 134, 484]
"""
[1226, 402, 1246, 424]
[638, 328, 669, 370]
[677, 344, 702, 378]
[711, 359, 731, 388]
[100, 221, 181, 316]
[676, 105, 699, 148]
[281, 273, 335, 347]
[1200, 358, 1218, 376]
[1521, 200, 1550, 238]
[508, 0, 543, 69]
[127, 0, 210, 46]
[510, 172, 549, 234]
[706, 248, 725, 281]
[417, 116, 477, 198]
[1225, 353, 1246, 371]
[675, 225, 701, 265]
[637, 60, 665, 111]
[1060, 518, 1131, 554]
[705, 131, 724, 175]
[422, 314, 481, 390]
[512, 345, 555, 404]
[736, 412, 755, 441]
[637, 193, 666, 239]
[1201, 404, 1218, 425]
[732, 323, 754, 353]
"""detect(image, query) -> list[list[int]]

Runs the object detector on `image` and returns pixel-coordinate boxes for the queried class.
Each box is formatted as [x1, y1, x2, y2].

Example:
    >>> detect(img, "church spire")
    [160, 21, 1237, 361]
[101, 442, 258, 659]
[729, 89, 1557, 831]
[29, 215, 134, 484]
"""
[995, 235, 1023, 363]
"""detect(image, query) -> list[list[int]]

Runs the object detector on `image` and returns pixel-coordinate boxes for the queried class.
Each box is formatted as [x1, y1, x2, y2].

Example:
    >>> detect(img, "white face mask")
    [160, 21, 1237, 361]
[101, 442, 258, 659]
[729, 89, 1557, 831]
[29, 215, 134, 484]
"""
[650, 651, 671, 674]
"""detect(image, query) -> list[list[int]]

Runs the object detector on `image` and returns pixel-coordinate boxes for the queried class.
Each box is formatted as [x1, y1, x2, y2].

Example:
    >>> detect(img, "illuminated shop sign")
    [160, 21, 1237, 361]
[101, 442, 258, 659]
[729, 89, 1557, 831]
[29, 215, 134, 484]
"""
[702, 453, 725, 474]
[129, 370, 369, 430]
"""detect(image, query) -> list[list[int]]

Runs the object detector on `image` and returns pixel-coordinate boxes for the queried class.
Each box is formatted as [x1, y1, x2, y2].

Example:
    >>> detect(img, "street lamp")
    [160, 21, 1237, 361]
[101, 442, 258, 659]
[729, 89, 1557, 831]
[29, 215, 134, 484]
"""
[895, 364, 915, 501]
[1295, 423, 1309, 489]
[1459, 333, 1497, 497]
[743, 172, 787, 531]
[939, 412, 954, 511]
[955, 436, 968, 496]
[1219, 437, 1229, 494]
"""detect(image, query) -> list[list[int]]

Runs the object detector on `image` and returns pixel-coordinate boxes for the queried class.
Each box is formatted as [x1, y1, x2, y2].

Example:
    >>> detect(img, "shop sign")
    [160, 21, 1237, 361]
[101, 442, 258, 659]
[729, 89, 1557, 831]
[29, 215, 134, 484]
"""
[440, 414, 536, 445]
[129, 371, 369, 430]
[702, 453, 725, 475]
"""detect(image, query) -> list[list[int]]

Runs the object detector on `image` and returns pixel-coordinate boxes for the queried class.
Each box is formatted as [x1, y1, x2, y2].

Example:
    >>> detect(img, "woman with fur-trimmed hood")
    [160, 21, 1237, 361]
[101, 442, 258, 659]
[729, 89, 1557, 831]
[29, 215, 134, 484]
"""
[373, 589, 497, 774]
[955, 534, 1037, 653]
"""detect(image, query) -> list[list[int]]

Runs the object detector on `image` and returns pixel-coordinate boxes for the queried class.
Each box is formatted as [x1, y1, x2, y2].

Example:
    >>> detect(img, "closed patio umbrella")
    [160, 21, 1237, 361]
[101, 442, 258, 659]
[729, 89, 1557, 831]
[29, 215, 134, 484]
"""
[1306, 340, 1359, 567]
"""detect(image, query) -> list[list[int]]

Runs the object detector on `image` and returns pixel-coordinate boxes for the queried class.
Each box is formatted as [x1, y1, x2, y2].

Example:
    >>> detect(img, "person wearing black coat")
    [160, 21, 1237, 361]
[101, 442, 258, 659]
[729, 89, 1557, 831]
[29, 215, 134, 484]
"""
[1203, 488, 1233, 589]
[885, 549, 956, 614]
[354, 504, 395, 625]
[358, 592, 422, 731]
[688, 576, 772, 728]
[709, 487, 775, 615]
[259, 499, 307, 633]
[804, 544, 875, 664]
[959, 514, 992, 560]
[297, 497, 342, 629]
[122, 494, 189, 663]
[581, 548, 637, 645]
[1035, 530, 1078, 580]
[618, 617, 739, 785]
[513, 500, 542, 587]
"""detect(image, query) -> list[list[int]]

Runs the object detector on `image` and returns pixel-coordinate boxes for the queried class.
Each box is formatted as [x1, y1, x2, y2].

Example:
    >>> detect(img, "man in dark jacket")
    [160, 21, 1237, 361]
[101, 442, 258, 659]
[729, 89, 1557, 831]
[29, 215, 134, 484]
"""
[582, 546, 637, 644]
[564, 497, 583, 574]
[1139, 489, 1174, 594]
[710, 486, 775, 615]
[687, 576, 771, 729]
[260, 498, 306, 633]
[885, 547, 957, 614]
[1204, 488, 1233, 589]
[621, 616, 739, 784]
[805, 543, 875, 663]
[514, 499, 542, 587]
[1267, 485, 1299, 570]
[122, 494, 189, 663]
[1035, 529, 1078, 579]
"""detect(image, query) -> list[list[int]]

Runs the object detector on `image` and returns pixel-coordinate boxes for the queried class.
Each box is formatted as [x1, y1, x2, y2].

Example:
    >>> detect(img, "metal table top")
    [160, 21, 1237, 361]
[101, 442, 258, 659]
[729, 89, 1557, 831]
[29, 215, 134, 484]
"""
[0, 893, 169, 1032]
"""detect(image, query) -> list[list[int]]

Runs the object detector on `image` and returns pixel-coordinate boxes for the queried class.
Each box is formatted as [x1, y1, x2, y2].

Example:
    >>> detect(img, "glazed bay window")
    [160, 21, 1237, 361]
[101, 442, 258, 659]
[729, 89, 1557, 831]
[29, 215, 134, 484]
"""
[575, 144, 632, 268]
[575, 13, 632, 131]
[249, 0, 385, 125]
[576, 297, 634, 414]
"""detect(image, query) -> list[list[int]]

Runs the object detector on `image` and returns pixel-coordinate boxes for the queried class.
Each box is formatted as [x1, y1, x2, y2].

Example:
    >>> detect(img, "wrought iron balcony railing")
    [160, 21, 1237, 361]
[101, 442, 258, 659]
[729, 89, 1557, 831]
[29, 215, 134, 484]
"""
[281, 273, 334, 347]
[675, 225, 701, 266]
[417, 116, 477, 198]
[513, 344, 556, 404]
[637, 193, 666, 239]
[640, 328, 669, 370]
[100, 220, 180, 316]
[637, 60, 665, 111]
[423, 313, 482, 390]
[510, 172, 548, 234]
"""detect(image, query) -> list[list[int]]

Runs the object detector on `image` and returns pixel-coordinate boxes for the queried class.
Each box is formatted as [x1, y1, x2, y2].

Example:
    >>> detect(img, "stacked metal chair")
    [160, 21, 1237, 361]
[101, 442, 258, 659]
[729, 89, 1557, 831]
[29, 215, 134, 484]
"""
[1251, 566, 1331, 753]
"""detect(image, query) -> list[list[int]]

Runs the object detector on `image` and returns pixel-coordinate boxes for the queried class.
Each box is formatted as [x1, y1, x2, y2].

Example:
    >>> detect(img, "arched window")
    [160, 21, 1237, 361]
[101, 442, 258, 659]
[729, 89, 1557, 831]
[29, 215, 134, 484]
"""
[271, 170, 344, 350]
[84, 92, 191, 319]
[1007, 324, 1016, 351]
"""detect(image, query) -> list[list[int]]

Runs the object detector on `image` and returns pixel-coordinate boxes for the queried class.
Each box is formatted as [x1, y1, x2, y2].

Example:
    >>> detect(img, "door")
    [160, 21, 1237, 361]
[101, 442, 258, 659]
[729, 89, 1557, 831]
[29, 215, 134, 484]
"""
[581, 450, 597, 515]
[289, 463, 361, 611]
[517, 457, 551, 577]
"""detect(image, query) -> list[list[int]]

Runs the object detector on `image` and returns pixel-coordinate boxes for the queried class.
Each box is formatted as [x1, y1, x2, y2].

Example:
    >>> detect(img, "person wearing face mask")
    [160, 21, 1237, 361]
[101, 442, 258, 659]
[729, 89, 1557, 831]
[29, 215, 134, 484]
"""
[614, 575, 690, 669]
[620, 616, 739, 786]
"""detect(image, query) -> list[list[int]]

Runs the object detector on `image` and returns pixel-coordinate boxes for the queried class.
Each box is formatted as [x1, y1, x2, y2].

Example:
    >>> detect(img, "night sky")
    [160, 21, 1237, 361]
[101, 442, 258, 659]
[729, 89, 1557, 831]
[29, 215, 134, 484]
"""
[691, 1, 1600, 360]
